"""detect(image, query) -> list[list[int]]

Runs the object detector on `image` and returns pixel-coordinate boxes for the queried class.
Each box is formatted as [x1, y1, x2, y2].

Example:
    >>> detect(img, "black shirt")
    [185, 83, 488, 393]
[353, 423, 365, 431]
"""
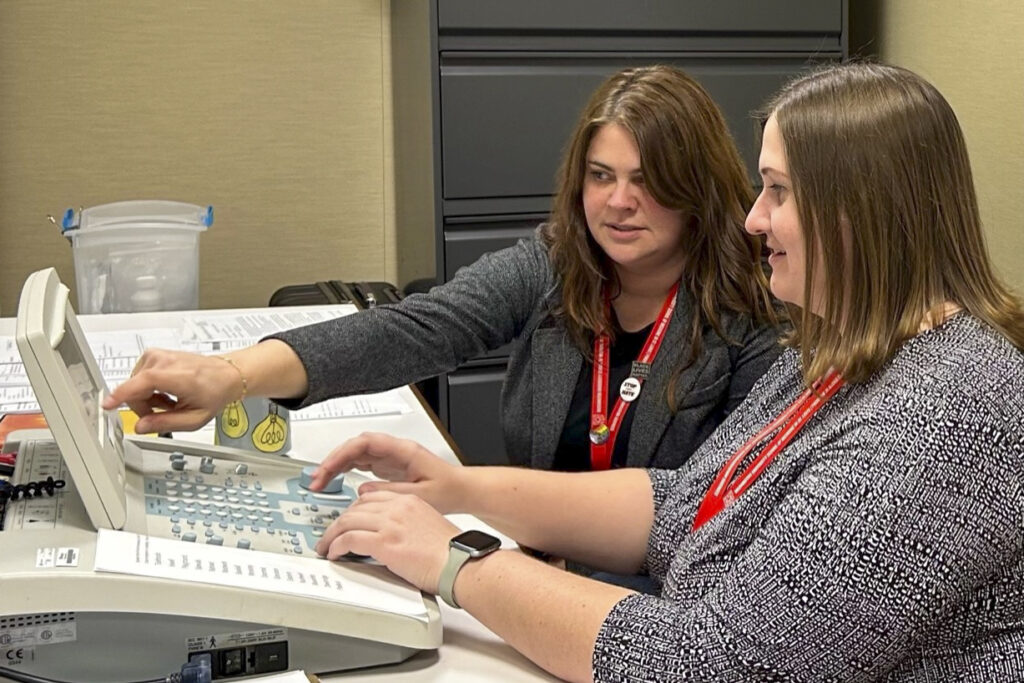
[553, 323, 655, 471]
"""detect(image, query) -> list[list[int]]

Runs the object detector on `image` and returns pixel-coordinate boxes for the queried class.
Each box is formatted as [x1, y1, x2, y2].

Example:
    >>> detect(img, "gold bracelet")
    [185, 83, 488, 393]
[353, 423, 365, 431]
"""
[217, 355, 248, 402]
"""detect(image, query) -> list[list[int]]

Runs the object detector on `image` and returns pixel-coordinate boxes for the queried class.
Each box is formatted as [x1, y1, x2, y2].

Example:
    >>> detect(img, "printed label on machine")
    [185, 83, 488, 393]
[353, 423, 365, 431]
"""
[186, 627, 287, 653]
[0, 620, 76, 649]
[34, 547, 79, 568]
[2, 646, 35, 666]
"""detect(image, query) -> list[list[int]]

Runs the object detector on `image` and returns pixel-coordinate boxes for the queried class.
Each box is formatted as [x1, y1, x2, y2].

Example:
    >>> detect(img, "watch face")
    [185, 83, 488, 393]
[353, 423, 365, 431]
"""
[451, 530, 501, 556]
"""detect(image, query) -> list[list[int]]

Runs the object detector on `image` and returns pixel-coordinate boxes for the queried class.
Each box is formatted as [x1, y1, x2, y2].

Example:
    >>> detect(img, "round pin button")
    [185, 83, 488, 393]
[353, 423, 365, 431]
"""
[619, 377, 642, 402]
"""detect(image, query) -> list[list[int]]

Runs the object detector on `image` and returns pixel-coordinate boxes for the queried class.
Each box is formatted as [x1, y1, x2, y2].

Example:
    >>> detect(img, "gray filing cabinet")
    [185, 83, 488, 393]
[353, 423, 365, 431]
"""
[393, 0, 848, 465]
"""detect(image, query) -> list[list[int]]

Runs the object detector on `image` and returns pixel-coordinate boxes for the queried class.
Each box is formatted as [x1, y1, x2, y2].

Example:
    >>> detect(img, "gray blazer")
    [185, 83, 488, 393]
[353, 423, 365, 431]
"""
[271, 234, 782, 469]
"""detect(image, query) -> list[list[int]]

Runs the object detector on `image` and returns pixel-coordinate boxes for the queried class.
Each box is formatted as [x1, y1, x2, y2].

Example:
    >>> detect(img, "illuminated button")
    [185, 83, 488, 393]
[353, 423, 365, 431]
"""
[312, 529, 323, 537]
[181, 491, 194, 499]
[165, 481, 179, 489]
[262, 516, 274, 523]
[211, 486, 224, 493]
[213, 495, 225, 502]
[195, 485, 208, 492]
[227, 497, 240, 504]
[231, 513, 243, 520]
[167, 505, 180, 512]
[197, 493, 210, 500]
[241, 498, 255, 506]
[255, 492, 267, 499]
[247, 514, 258, 521]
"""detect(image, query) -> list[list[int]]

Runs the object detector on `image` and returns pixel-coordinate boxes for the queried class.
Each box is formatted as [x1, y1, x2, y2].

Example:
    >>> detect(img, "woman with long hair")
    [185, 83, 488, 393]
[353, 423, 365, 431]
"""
[110, 66, 780, 477]
[298, 63, 1023, 681]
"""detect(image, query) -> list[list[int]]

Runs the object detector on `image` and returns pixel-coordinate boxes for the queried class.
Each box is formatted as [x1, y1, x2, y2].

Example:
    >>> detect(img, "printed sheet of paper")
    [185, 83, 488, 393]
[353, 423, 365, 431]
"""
[94, 529, 428, 620]
[1, 307, 408, 418]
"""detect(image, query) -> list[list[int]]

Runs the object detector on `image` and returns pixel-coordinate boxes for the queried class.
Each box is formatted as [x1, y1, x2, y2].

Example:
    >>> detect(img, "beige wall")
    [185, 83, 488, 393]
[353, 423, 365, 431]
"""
[853, 0, 1024, 293]
[0, 0, 407, 315]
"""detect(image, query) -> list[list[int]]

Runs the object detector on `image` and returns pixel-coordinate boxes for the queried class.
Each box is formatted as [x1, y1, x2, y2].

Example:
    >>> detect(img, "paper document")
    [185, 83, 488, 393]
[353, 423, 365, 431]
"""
[294, 393, 411, 420]
[95, 529, 428, 620]
[181, 308, 354, 351]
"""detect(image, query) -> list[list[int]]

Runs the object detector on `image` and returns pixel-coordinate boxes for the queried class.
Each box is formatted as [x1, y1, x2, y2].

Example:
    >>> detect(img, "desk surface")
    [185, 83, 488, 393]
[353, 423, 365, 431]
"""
[0, 305, 557, 683]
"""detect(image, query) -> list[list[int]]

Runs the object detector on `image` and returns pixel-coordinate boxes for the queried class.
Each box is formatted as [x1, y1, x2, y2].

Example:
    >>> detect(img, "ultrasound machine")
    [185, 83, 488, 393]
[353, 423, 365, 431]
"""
[0, 268, 441, 682]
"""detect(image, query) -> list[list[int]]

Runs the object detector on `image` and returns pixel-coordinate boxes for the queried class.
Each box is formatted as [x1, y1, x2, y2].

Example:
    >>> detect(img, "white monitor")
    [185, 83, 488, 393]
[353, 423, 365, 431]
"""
[15, 267, 128, 529]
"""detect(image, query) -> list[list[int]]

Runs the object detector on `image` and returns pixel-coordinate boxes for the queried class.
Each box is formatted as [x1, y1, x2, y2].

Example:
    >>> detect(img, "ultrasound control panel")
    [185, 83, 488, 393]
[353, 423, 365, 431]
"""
[134, 448, 355, 555]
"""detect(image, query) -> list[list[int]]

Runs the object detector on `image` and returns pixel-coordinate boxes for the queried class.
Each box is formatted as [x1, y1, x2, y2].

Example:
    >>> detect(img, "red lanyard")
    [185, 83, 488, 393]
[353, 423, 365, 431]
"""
[589, 282, 680, 470]
[691, 369, 845, 532]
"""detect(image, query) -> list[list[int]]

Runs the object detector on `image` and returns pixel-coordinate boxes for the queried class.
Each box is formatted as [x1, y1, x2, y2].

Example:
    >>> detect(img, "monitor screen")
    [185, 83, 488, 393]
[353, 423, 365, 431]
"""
[16, 268, 127, 529]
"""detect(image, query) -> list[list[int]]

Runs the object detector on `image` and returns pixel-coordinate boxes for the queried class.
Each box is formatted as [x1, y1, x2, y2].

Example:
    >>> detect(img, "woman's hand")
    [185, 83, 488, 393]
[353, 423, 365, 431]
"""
[101, 349, 242, 434]
[310, 432, 465, 513]
[315, 490, 460, 594]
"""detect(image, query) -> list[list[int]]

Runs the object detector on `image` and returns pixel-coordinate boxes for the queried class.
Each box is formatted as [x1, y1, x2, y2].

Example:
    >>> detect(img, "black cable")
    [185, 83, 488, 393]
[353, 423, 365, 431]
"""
[0, 663, 181, 683]
[0, 476, 66, 504]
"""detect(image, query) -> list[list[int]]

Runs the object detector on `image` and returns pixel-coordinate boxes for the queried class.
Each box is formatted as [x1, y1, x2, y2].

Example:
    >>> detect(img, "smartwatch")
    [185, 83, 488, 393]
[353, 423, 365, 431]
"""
[437, 530, 501, 609]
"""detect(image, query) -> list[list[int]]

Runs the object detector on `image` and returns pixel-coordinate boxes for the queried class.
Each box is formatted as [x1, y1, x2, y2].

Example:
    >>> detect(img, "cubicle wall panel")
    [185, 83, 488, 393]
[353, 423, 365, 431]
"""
[439, 53, 840, 201]
[445, 366, 509, 465]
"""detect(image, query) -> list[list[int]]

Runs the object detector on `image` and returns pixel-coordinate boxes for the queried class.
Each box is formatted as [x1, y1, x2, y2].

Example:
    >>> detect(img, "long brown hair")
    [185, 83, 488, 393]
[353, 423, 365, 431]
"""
[541, 65, 776, 404]
[765, 63, 1024, 385]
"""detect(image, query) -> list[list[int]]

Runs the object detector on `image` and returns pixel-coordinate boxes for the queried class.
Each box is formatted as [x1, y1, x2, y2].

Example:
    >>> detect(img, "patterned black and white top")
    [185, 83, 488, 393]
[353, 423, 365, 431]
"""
[594, 314, 1024, 681]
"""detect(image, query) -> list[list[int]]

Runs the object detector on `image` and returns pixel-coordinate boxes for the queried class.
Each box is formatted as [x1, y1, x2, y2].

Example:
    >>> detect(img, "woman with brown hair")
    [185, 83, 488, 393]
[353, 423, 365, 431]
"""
[297, 63, 1022, 680]
[109, 65, 780, 476]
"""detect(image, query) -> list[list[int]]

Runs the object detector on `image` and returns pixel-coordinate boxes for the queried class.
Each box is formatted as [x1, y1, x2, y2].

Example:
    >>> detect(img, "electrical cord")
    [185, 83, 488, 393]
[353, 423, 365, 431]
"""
[0, 476, 66, 504]
[0, 653, 211, 683]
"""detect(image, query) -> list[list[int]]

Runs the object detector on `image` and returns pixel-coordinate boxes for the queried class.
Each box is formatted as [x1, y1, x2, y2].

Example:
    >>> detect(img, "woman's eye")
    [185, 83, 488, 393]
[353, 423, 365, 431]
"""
[769, 184, 786, 198]
[589, 170, 611, 182]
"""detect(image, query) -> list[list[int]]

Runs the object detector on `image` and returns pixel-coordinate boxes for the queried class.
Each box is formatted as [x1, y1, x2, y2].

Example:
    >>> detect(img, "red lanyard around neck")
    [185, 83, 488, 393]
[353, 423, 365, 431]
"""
[589, 282, 680, 470]
[691, 369, 845, 532]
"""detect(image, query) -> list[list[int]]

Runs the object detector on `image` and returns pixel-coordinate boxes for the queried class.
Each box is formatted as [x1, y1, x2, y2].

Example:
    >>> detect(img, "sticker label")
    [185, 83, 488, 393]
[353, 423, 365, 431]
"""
[35, 548, 55, 568]
[186, 627, 287, 653]
[0, 619, 76, 649]
[2, 646, 35, 666]
[56, 547, 79, 567]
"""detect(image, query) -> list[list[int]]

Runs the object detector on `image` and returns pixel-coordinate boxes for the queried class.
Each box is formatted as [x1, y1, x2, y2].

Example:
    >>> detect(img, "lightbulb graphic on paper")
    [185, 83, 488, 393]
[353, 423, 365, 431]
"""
[220, 401, 249, 438]
[253, 404, 288, 453]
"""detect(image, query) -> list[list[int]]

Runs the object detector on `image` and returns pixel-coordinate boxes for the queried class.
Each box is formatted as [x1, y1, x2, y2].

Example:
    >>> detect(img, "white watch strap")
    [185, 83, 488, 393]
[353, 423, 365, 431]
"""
[438, 545, 472, 609]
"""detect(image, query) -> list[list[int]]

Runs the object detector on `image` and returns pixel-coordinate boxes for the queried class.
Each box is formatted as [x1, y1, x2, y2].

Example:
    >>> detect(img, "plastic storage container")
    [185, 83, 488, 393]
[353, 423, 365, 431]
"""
[60, 200, 212, 314]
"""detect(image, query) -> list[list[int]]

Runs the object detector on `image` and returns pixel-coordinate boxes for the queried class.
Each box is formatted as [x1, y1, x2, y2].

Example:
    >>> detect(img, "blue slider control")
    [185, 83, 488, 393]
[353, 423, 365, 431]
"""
[300, 465, 345, 493]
